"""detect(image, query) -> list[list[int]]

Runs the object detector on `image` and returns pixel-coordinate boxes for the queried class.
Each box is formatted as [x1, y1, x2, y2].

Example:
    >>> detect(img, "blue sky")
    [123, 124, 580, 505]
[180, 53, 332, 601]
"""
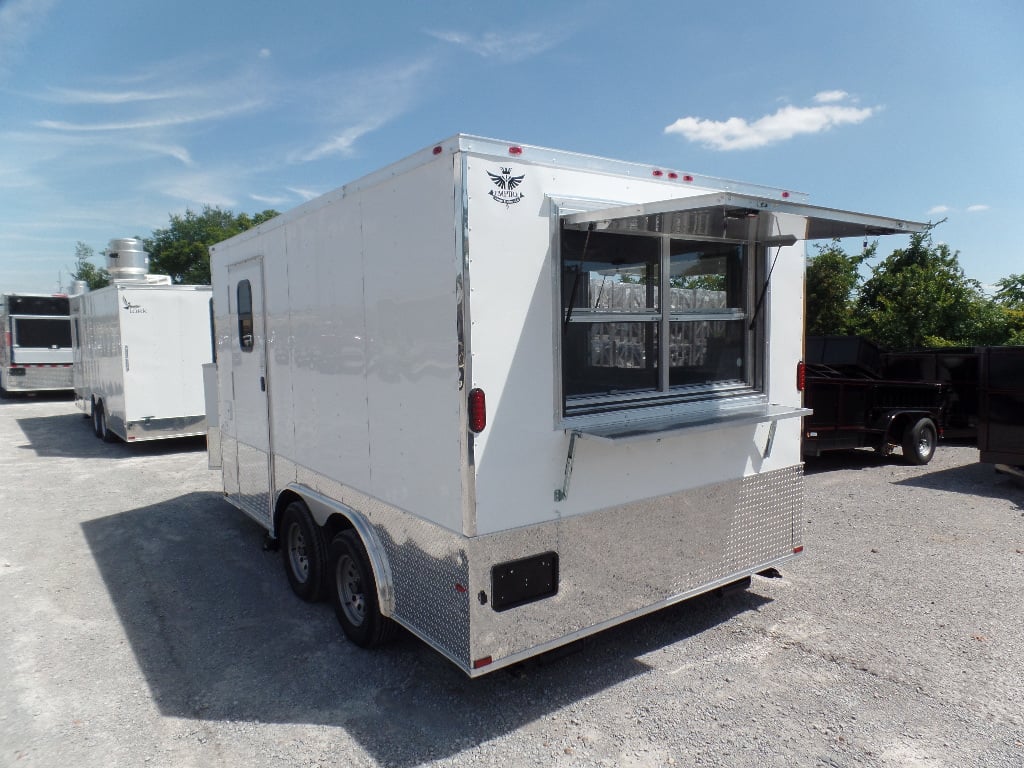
[1, 0, 1021, 293]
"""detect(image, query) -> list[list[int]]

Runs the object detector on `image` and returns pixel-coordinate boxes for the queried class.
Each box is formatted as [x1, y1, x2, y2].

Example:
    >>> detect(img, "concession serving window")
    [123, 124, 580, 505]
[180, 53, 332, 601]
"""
[555, 192, 924, 440]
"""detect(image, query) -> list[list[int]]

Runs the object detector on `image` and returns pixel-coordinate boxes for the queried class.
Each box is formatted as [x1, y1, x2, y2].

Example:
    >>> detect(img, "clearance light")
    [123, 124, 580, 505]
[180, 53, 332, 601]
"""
[454, 583, 467, 593]
[797, 361, 806, 392]
[667, 172, 678, 179]
[682, 174, 694, 182]
[432, 145, 443, 155]
[782, 191, 791, 199]
[469, 388, 486, 433]
[793, 545, 804, 554]
[473, 656, 493, 669]
[508, 146, 523, 156]
[652, 169, 664, 177]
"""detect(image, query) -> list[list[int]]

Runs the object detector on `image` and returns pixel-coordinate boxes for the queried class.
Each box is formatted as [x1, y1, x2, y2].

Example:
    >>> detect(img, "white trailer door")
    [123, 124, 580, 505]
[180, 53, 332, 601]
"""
[227, 258, 273, 525]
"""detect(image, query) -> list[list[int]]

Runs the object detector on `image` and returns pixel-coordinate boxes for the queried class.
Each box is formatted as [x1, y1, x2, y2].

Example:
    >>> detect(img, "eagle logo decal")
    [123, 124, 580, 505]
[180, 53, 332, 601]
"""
[486, 167, 525, 207]
[121, 295, 146, 314]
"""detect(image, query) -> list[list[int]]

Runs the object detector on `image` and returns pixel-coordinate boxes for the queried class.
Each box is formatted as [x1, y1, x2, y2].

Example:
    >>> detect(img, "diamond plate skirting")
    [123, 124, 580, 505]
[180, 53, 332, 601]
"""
[258, 456, 804, 675]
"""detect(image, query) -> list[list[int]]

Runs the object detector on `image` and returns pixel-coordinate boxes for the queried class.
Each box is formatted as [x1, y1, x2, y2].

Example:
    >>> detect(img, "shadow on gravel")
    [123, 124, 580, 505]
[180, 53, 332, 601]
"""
[893, 461, 1024, 508]
[16, 411, 206, 459]
[82, 493, 768, 766]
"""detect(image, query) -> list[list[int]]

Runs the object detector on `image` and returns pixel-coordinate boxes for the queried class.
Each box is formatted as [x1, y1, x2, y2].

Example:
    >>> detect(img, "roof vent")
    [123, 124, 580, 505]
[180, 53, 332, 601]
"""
[106, 238, 150, 280]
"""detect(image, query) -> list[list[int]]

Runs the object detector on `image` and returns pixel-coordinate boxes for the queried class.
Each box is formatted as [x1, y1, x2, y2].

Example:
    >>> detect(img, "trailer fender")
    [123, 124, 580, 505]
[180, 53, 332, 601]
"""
[879, 410, 934, 443]
[279, 483, 395, 617]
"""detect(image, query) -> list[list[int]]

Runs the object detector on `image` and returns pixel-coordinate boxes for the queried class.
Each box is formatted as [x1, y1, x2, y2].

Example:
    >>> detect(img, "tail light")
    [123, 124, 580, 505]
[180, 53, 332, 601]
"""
[797, 361, 806, 392]
[468, 388, 486, 433]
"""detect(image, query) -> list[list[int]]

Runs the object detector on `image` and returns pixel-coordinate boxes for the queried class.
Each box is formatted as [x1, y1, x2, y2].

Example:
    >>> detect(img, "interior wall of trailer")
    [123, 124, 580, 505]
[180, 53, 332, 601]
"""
[465, 158, 806, 535]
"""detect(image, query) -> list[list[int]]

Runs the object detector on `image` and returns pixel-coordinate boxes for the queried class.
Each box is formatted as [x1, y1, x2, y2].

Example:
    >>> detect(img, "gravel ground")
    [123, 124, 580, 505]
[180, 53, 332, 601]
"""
[1, 395, 1022, 768]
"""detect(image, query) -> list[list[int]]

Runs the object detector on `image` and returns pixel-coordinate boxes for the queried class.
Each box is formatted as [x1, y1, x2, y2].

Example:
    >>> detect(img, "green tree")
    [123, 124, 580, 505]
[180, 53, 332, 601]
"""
[993, 273, 1024, 344]
[69, 241, 110, 290]
[994, 273, 1024, 308]
[145, 206, 279, 284]
[805, 239, 873, 336]
[856, 227, 1006, 349]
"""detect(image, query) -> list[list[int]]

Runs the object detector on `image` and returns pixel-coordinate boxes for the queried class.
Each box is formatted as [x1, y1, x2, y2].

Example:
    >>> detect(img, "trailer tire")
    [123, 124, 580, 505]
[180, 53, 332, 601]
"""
[280, 500, 327, 602]
[328, 530, 396, 648]
[902, 417, 937, 465]
[93, 403, 117, 442]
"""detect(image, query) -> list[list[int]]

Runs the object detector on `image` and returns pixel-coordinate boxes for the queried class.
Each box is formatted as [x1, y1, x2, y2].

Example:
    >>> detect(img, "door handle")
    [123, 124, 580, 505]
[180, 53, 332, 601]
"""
[260, 376, 266, 392]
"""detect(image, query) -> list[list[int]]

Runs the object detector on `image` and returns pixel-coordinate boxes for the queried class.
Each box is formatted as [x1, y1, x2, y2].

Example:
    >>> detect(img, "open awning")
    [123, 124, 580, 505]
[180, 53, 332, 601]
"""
[561, 192, 927, 242]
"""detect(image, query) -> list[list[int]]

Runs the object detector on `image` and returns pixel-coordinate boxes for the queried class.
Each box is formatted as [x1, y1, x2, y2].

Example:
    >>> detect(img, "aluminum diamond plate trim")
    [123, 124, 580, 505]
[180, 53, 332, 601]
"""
[725, 464, 804, 572]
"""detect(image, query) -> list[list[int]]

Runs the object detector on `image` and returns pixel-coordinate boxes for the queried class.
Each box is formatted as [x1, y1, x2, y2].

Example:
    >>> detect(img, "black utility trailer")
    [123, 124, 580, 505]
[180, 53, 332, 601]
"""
[802, 337, 948, 465]
[977, 345, 1024, 477]
[881, 347, 980, 441]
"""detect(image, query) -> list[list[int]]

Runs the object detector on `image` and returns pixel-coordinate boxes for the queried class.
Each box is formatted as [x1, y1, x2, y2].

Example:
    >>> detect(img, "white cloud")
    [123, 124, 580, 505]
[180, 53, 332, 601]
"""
[0, 0, 57, 79]
[814, 90, 850, 104]
[301, 119, 384, 162]
[426, 28, 563, 61]
[258, 48, 271, 59]
[966, 204, 989, 212]
[928, 205, 951, 215]
[665, 93, 877, 151]
[41, 86, 184, 105]
[35, 99, 264, 132]
[287, 187, 321, 201]
[250, 193, 289, 207]
[291, 58, 434, 163]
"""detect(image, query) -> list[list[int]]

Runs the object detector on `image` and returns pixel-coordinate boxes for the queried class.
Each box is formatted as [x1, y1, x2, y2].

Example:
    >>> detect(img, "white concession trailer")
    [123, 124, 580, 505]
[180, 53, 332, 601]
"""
[207, 135, 924, 676]
[0, 293, 74, 395]
[71, 239, 213, 442]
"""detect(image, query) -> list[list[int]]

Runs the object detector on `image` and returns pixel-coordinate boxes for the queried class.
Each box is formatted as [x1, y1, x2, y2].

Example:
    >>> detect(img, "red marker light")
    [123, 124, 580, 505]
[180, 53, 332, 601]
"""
[508, 146, 523, 156]
[682, 174, 694, 183]
[432, 145, 443, 155]
[782, 191, 791, 199]
[652, 169, 663, 177]
[469, 388, 486, 433]
[797, 361, 806, 392]
[793, 545, 804, 554]
[667, 172, 678, 179]
[473, 656, 493, 669]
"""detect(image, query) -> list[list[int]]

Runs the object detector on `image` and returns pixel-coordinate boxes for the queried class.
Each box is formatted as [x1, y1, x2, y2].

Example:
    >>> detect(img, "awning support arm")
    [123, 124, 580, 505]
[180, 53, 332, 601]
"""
[554, 430, 581, 502]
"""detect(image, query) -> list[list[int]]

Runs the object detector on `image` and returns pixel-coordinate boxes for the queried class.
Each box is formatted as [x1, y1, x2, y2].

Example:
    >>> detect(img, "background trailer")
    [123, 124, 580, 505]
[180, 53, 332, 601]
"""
[208, 135, 924, 676]
[0, 293, 74, 395]
[71, 239, 213, 442]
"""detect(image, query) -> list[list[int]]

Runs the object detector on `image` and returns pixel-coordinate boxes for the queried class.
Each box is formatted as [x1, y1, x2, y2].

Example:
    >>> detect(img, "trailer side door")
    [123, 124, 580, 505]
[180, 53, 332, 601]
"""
[227, 258, 273, 525]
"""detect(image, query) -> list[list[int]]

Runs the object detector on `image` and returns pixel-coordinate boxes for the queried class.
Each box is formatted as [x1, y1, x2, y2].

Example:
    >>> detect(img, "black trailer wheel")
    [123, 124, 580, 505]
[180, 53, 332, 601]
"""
[93, 403, 117, 442]
[902, 417, 937, 465]
[280, 500, 327, 602]
[328, 530, 396, 648]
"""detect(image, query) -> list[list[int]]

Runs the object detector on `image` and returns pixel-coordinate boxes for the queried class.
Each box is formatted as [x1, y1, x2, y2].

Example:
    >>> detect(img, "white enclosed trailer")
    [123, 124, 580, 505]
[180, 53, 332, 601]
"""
[71, 239, 213, 442]
[208, 135, 924, 676]
[0, 293, 74, 395]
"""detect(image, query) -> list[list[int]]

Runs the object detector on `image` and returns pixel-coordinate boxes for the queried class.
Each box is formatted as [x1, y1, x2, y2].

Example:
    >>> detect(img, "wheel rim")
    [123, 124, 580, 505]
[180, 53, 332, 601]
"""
[286, 523, 309, 583]
[918, 429, 933, 455]
[336, 555, 365, 627]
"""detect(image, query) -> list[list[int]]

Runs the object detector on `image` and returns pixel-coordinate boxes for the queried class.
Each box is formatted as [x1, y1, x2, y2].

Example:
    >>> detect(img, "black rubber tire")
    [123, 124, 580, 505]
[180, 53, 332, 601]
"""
[328, 530, 396, 648]
[902, 417, 937, 465]
[92, 402, 104, 439]
[94, 403, 117, 442]
[279, 500, 328, 602]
